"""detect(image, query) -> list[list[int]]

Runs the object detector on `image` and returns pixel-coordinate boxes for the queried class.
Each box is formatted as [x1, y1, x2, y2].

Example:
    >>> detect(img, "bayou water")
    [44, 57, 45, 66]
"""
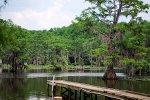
[0, 70, 150, 100]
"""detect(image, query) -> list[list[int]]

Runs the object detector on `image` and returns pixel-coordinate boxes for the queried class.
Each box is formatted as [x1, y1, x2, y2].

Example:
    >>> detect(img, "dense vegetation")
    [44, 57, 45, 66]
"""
[0, 0, 150, 79]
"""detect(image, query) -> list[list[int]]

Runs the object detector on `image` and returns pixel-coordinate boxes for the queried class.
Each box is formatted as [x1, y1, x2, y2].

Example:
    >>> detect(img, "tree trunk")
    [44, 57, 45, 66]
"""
[74, 48, 77, 66]
[78, 51, 81, 66]
[66, 51, 69, 66]
[12, 57, 16, 72]
[103, 64, 117, 79]
[96, 56, 100, 67]
[103, 38, 117, 79]
[98, 56, 101, 67]
[89, 53, 93, 67]
[36, 56, 38, 65]
[10, 52, 18, 72]
[96, 57, 98, 67]
[139, 69, 141, 76]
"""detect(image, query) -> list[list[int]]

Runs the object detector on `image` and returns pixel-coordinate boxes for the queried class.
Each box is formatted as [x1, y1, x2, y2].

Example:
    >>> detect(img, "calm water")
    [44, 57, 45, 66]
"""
[0, 70, 150, 100]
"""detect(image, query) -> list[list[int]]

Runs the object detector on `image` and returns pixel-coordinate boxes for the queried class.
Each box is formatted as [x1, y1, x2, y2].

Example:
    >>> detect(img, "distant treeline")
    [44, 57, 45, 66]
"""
[0, 18, 150, 76]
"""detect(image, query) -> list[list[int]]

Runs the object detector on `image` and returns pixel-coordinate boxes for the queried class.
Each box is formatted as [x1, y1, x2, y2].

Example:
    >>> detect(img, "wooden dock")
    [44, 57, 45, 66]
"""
[47, 80, 150, 100]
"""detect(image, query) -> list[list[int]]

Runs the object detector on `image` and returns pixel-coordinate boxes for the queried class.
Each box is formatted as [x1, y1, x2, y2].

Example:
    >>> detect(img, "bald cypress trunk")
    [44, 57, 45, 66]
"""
[103, 38, 117, 79]
[103, 0, 123, 80]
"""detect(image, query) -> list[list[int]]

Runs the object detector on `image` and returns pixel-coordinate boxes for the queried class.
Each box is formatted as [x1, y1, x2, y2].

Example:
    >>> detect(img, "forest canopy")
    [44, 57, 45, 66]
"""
[0, 0, 150, 78]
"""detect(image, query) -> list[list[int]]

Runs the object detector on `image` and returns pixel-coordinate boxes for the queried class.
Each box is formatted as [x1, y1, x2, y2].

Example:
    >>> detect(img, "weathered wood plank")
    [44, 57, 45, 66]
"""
[47, 80, 150, 100]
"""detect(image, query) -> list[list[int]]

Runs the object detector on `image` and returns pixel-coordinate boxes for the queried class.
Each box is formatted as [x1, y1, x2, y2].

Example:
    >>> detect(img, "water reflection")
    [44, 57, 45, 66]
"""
[0, 71, 149, 100]
[0, 77, 50, 100]
[0, 72, 27, 78]
[104, 80, 117, 88]
[0, 78, 27, 100]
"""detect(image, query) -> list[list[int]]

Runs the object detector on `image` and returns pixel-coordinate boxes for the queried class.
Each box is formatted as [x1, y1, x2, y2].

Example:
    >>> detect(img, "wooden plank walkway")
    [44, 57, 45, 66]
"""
[47, 80, 150, 100]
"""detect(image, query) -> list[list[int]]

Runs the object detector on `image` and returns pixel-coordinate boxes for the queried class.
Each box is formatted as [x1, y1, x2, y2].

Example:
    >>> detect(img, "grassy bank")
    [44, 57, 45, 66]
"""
[0, 64, 123, 72]
[27, 64, 52, 70]
[0, 64, 11, 69]
[26, 64, 103, 70]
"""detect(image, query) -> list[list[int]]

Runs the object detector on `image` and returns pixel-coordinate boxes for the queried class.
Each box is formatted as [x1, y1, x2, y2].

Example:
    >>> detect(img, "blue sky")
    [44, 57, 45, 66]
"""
[1, 0, 150, 30]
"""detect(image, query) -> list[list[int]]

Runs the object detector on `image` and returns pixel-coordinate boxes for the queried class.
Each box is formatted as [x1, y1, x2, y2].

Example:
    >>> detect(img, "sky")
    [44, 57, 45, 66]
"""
[0, 0, 150, 30]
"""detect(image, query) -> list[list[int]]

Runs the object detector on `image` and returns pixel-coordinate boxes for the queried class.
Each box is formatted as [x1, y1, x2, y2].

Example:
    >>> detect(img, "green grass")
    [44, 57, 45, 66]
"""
[0, 64, 123, 71]
[0, 64, 11, 69]
[27, 64, 104, 70]
[64, 65, 106, 70]
[27, 64, 52, 70]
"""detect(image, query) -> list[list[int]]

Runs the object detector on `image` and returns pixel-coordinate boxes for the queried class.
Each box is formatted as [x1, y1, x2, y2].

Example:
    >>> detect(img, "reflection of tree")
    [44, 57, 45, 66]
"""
[26, 78, 48, 97]
[104, 80, 117, 100]
[0, 77, 49, 100]
[104, 80, 117, 88]
[0, 77, 27, 100]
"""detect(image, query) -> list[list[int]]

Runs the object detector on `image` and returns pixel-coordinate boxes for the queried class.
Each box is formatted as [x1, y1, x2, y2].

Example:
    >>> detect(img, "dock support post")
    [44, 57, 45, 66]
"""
[61, 87, 75, 100]
[68, 88, 71, 100]
[79, 90, 82, 100]
[60, 86, 62, 96]
[74, 90, 77, 100]
[90, 93, 93, 100]
[68, 88, 74, 100]
[51, 86, 56, 99]
[61, 87, 69, 97]
[83, 92, 87, 100]
[47, 84, 50, 96]
[83, 92, 93, 100]
[54, 86, 56, 97]
[95, 94, 97, 100]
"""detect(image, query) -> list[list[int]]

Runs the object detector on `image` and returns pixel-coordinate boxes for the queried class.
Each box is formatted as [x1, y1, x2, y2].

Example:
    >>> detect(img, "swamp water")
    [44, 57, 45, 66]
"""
[0, 70, 150, 100]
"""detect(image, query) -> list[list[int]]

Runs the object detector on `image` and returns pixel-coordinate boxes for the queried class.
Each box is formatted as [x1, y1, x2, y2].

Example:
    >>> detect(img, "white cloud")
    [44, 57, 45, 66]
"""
[1, 0, 83, 30]
[1, 0, 149, 30]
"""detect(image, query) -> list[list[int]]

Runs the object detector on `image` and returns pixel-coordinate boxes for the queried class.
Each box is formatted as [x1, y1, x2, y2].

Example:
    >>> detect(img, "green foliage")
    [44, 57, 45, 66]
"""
[0, 0, 150, 75]
[0, 19, 13, 47]
[92, 43, 108, 57]
[121, 58, 148, 69]
[121, 58, 136, 65]
[119, 20, 150, 72]
[85, 0, 149, 20]
[27, 64, 52, 70]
